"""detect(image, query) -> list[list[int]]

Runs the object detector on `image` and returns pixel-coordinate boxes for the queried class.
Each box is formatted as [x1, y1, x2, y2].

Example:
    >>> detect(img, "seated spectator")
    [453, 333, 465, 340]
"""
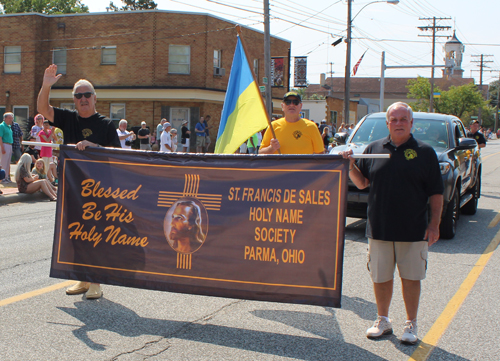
[48, 155, 58, 184]
[24, 136, 40, 170]
[15, 154, 57, 201]
[32, 159, 48, 179]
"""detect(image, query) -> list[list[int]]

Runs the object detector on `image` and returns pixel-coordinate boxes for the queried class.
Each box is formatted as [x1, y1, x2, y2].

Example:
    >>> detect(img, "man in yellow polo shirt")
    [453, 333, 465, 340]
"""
[259, 92, 324, 155]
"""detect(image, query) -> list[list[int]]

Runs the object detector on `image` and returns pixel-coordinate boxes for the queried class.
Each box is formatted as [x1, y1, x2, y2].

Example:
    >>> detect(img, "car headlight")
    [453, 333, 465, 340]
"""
[439, 162, 451, 175]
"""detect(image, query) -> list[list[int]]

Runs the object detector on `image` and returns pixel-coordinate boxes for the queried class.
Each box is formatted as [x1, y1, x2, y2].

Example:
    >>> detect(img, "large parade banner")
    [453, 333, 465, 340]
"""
[50, 146, 349, 307]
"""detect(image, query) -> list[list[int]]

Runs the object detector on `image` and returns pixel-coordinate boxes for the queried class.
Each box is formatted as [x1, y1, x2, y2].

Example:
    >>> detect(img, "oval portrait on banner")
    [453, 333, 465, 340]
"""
[163, 197, 208, 254]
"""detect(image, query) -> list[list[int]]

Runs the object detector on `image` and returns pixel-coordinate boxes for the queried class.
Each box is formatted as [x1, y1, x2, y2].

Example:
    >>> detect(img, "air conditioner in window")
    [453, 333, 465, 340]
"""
[214, 67, 225, 76]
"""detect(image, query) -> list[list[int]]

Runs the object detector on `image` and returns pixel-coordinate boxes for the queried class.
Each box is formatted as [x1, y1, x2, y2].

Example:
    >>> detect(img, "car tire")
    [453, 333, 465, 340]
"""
[461, 174, 480, 215]
[440, 187, 459, 239]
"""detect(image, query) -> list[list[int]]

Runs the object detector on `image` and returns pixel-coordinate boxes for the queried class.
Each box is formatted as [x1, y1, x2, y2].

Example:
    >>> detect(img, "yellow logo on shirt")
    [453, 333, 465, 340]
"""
[404, 149, 417, 160]
[82, 128, 93, 138]
[293, 130, 302, 139]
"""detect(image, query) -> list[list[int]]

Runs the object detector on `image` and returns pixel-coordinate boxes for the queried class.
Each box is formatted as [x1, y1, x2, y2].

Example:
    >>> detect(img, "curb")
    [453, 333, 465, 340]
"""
[0, 191, 51, 205]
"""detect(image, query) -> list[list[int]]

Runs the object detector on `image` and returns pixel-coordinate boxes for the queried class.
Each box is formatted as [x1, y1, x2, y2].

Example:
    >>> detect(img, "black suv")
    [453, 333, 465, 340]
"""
[332, 112, 482, 239]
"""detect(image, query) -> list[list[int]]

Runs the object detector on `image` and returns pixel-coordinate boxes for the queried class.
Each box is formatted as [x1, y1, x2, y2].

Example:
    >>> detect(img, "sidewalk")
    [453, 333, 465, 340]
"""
[0, 164, 49, 205]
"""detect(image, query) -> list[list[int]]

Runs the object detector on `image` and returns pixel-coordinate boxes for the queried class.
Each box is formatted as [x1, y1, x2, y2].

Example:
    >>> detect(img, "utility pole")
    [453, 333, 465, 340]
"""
[328, 62, 334, 96]
[263, 0, 272, 120]
[418, 17, 451, 113]
[471, 54, 494, 123]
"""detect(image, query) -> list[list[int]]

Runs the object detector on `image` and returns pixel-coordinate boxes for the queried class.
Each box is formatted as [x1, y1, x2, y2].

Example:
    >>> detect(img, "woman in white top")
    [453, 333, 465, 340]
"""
[171, 128, 178, 152]
[116, 119, 136, 149]
[160, 122, 172, 152]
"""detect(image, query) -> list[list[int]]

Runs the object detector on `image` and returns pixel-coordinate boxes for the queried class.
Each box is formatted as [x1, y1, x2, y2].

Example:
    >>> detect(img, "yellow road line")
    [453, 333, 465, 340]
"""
[409, 228, 500, 361]
[0, 280, 76, 308]
[488, 211, 500, 229]
[481, 151, 500, 161]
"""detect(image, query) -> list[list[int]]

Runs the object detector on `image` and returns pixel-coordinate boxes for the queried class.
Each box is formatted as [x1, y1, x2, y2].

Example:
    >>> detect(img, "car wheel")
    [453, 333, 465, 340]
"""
[461, 174, 480, 215]
[440, 187, 459, 239]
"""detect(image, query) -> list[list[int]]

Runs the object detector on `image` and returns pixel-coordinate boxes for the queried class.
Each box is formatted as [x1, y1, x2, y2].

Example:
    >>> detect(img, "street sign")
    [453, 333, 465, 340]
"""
[471, 116, 478, 119]
[263, 77, 268, 84]
[259, 86, 266, 92]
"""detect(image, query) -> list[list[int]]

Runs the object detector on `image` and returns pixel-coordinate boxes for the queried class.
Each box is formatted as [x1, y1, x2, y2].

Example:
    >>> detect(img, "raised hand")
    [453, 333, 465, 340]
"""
[43, 64, 63, 87]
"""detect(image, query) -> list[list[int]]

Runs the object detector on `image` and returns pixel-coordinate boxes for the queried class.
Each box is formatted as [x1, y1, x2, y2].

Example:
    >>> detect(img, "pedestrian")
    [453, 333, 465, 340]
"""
[466, 120, 486, 149]
[171, 128, 178, 152]
[31, 114, 44, 151]
[322, 127, 330, 152]
[203, 115, 212, 152]
[156, 118, 167, 147]
[137, 121, 151, 150]
[195, 116, 206, 153]
[37, 63, 121, 299]
[160, 122, 172, 153]
[259, 92, 324, 155]
[246, 132, 259, 154]
[11, 119, 23, 163]
[181, 120, 191, 153]
[339, 102, 444, 345]
[0, 112, 14, 183]
[38, 119, 57, 171]
[116, 119, 136, 149]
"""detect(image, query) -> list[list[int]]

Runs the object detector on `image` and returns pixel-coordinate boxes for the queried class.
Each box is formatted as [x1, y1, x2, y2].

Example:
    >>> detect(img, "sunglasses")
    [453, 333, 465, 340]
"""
[73, 92, 94, 99]
[284, 99, 300, 105]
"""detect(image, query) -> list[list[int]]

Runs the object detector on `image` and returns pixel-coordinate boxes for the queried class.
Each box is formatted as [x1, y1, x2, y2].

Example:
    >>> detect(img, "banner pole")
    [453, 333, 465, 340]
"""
[236, 25, 281, 154]
[22, 141, 60, 149]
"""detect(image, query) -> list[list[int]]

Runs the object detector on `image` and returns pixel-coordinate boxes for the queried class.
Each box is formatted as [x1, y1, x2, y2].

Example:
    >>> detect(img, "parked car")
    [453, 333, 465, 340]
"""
[332, 112, 482, 239]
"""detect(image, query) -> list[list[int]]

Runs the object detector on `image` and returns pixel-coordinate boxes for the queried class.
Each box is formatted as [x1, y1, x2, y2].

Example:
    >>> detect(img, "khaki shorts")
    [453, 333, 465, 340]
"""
[196, 135, 205, 148]
[367, 238, 428, 283]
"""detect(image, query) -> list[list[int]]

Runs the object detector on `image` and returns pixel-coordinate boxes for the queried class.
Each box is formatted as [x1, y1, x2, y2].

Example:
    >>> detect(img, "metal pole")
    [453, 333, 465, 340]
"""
[380, 51, 385, 112]
[343, 0, 352, 124]
[429, 17, 436, 113]
[263, 0, 272, 120]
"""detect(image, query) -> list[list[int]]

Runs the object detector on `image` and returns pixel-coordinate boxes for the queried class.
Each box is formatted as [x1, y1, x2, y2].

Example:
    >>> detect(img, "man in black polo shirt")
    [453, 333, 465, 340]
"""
[37, 64, 121, 300]
[340, 102, 443, 345]
[467, 120, 486, 149]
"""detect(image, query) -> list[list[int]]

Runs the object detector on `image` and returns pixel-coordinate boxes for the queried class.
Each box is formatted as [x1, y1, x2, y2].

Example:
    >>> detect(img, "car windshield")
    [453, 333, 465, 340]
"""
[350, 115, 449, 150]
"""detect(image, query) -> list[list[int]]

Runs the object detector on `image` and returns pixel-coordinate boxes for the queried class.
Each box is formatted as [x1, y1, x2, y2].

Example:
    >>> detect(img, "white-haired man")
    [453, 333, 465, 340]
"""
[37, 64, 121, 299]
[340, 102, 444, 345]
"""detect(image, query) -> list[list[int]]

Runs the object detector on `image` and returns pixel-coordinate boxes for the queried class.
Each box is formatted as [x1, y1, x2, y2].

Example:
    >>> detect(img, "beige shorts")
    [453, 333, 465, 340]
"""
[367, 238, 428, 283]
[196, 135, 205, 148]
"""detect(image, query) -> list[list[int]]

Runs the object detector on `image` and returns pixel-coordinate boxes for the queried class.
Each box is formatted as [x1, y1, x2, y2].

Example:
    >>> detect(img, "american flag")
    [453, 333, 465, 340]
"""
[352, 50, 367, 76]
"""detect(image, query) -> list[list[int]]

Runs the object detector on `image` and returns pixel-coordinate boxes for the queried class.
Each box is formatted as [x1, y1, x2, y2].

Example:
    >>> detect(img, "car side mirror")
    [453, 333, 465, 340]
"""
[333, 132, 349, 145]
[457, 137, 477, 149]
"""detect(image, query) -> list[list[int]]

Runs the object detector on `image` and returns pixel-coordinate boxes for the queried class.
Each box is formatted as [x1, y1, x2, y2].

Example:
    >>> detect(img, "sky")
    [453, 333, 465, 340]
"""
[82, 0, 500, 87]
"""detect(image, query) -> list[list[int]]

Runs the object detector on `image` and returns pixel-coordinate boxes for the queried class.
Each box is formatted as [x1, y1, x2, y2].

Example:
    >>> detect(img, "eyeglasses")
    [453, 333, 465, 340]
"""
[284, 99, 300, 106]
[73, 92, 94, 99]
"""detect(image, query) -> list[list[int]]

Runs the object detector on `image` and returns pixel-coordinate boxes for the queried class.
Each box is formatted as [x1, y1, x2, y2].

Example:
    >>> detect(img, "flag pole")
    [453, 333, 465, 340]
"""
[236, 25, 281, 154]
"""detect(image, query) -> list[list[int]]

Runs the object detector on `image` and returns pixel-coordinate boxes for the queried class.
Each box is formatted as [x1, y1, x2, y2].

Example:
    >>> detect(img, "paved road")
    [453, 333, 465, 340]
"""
[1, 142, 499, 360]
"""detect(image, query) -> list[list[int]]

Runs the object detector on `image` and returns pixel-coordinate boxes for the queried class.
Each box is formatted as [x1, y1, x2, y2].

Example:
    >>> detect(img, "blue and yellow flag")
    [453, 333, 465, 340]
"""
[215, 37, 269, 154]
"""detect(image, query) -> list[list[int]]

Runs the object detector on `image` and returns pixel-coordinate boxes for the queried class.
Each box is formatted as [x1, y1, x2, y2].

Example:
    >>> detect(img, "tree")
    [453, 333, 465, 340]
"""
[0, 0, 88, 14]
[108, 0, 157, 11]
[406, 77, 485, 118]
[488, 80, 499, 108]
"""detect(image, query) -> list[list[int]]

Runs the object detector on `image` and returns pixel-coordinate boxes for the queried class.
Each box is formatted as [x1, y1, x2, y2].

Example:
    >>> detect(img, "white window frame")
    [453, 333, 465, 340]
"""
[170, 107, 190, 135]
[101, 46, 117, 65]
[110, 103, 126, 127]
[253, 59, 259, 78]
[4, 46, 21, 74]
[61, 103, 75, 110]
[213, 49, 222, 68]
[169, 45, 190, 74]
[53, 48, 67, 74]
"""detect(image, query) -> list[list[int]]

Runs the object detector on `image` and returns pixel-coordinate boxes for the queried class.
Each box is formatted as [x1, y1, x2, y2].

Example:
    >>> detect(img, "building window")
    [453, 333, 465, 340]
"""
[213, 49, 222, 68]
[169, 45, 190, 74]
[101, 46, 117, 65]
[53, 48, 67, 74]
[0, 106, 5, 120]
[110, 103, 125, 127]
[170, 107, 190, 134]
[61, 103, 75, 110]
[13, 106, 29, 132]
[253, 59, 259, 79]
[4, 46, 21, 74]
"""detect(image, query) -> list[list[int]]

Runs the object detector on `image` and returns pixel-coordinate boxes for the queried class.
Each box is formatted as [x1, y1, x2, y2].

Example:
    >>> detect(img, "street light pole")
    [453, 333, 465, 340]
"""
[343, 0, 399, 123]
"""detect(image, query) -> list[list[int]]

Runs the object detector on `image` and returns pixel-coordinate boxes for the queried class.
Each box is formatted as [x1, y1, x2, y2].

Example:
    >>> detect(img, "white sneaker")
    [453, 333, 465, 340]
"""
[85, 283, 103, 299]
[366, 316, 393, 339]
[401, 320, 418, 345]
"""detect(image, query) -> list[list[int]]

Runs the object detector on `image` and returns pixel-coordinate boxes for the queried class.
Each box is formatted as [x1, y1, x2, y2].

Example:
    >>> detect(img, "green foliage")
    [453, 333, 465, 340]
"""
[108, 0, 157, 11]
[407, 77, 486, 118]
[0, 0, 88, 14]
[488, 80, 499, 108]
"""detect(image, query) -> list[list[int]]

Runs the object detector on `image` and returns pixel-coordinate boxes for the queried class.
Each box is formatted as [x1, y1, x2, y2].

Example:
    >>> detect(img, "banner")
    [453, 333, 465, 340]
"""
[270, 57, 285, 87]
[50, 146, 349, 307]
[294, 57, 307, 87]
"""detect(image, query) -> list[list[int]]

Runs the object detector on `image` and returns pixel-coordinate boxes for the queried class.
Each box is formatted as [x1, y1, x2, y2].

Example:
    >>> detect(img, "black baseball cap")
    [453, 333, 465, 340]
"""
[283, 91, 302, 102]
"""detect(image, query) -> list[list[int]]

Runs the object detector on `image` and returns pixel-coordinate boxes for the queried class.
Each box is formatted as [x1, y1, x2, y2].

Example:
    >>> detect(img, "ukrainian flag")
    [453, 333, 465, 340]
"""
[215, 36, 269, 154]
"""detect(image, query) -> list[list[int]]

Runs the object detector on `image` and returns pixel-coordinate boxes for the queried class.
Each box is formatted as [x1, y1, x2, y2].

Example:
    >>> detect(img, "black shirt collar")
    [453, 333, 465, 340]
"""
[383, 134, 416, 148]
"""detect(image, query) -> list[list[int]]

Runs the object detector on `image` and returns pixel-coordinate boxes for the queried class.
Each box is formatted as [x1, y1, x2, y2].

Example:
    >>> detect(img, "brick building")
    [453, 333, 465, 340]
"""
[0, 10, 291, 151]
